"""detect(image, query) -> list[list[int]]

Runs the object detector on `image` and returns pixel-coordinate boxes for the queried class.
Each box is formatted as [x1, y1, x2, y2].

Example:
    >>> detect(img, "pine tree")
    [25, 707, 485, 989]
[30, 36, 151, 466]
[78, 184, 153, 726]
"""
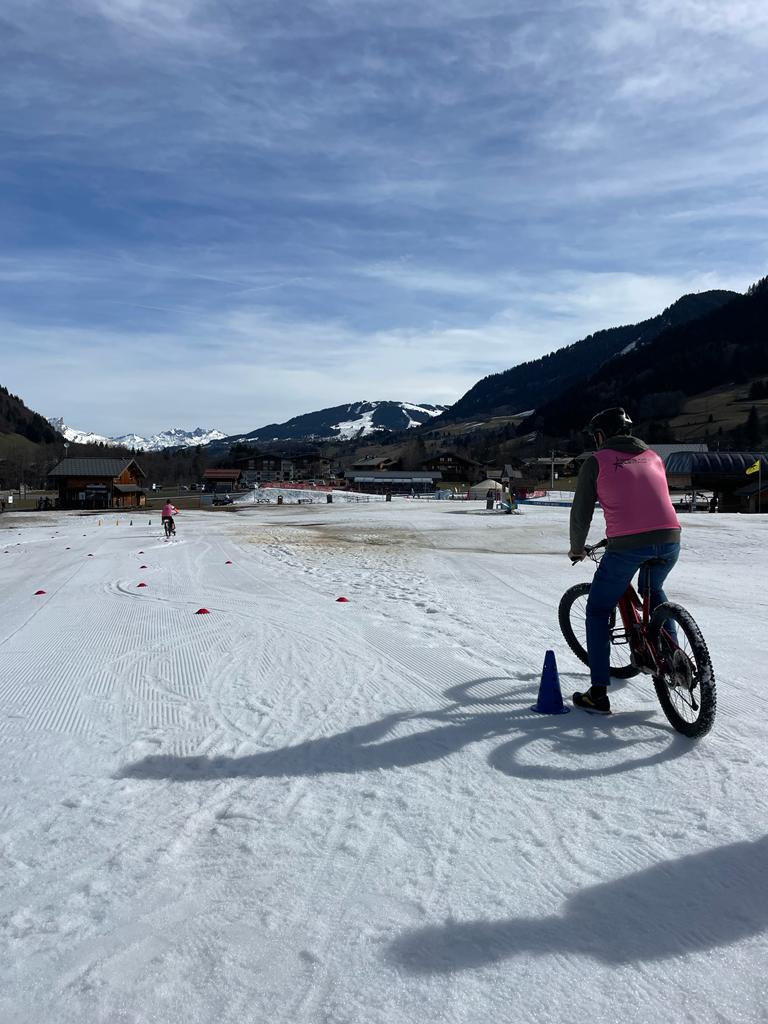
[746, 406, 762, 448]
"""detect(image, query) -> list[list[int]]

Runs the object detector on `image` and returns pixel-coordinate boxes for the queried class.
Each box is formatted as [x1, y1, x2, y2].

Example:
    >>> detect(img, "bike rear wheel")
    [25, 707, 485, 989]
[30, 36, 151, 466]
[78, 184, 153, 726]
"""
[558, 582, 639, 679]
[649, 602, 716, 738]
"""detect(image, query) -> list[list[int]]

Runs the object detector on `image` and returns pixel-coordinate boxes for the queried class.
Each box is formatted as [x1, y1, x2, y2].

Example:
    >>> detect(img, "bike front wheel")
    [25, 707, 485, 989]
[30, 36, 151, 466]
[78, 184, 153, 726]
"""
[558, 582, 639, 679]
[649, 602, 716, 738]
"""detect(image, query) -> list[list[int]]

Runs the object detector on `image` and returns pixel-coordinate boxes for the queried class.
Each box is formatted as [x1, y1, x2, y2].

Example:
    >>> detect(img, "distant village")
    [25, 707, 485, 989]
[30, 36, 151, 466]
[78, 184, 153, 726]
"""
[4, 439, 760, 517]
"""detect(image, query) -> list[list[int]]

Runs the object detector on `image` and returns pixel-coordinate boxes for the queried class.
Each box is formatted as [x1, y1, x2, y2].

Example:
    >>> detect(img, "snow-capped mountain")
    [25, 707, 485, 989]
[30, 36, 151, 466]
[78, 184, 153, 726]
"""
[47, 418, 115, 447]
[223, 401, 449, 445]
[48, 418, 225, 452]
[115, 427, 227, 452]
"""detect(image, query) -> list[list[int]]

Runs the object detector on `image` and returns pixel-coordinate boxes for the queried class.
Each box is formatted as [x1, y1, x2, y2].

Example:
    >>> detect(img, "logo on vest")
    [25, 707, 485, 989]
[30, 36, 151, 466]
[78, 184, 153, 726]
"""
[612, 453, 652, 471]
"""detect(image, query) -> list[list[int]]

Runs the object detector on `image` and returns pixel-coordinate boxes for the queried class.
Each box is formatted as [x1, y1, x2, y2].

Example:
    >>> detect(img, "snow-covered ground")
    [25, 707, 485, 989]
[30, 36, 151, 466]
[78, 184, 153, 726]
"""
[1, 502, 766, 1024]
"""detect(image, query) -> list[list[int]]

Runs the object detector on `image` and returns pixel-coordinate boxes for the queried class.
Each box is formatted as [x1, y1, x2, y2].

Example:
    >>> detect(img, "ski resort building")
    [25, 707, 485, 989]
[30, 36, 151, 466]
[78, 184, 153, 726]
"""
[202, 468, 242, 493]
[664, 451, 767, 512]
[344, 469, 442, 495]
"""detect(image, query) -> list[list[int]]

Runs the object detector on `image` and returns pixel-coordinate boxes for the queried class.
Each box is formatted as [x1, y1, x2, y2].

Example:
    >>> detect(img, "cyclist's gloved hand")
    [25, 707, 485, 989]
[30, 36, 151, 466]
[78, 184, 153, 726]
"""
[569, 549, 586, 563]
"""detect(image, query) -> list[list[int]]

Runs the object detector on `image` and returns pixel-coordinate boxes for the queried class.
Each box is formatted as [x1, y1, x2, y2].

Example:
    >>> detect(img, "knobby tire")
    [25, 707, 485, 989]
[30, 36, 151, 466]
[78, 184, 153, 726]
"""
[649, 602, 716, 738]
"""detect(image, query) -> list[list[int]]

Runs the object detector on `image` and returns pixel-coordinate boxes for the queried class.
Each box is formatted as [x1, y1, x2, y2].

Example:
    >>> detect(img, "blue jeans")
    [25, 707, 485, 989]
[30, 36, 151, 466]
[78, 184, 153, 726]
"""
[585, 542, 680, 687]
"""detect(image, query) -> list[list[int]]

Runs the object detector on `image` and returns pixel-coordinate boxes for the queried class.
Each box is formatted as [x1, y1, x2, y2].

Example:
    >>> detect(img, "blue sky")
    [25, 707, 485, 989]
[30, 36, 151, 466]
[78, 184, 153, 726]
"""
[2, 0, 767, 436]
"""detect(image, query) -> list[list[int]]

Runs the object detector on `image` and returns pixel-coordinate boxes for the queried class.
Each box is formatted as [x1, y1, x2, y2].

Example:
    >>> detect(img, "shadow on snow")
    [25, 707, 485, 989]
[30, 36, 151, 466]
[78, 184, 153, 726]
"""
[388, 834, 768, 970]
[116, 674, 690, 783]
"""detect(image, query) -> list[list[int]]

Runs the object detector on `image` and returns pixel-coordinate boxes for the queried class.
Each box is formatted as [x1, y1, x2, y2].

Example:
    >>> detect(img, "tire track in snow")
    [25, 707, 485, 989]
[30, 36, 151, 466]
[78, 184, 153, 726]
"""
[289, 799, 387, 1024]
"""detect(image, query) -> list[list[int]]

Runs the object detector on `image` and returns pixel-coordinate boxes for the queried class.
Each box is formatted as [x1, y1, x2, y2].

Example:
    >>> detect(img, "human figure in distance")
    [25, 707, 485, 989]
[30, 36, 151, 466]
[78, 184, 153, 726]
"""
[568, 407, 681, 714]
[161, 500, 178, 537]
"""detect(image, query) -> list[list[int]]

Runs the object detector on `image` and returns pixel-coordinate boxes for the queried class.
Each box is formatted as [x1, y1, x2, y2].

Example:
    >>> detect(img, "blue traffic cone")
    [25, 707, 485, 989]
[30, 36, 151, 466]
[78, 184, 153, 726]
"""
[531, 650, 570, 714]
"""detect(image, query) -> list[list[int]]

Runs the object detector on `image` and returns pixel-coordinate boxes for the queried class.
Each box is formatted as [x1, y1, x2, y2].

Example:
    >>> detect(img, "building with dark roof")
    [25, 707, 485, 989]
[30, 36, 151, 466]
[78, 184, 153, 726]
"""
[664, 452, 767, 512]
[48, 458, 146, 510]
[733, 475, 768, 514]
[202, 468, 242, 493]
[420, 452, 485, 483]
[344, 469, 442, 494]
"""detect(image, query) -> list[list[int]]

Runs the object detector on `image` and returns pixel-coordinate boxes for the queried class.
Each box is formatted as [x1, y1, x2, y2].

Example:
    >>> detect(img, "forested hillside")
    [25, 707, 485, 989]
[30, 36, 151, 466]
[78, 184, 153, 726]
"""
[438, 290, 737, 423]
[524, 277, 768, 439]
[0, 386, 60, 444]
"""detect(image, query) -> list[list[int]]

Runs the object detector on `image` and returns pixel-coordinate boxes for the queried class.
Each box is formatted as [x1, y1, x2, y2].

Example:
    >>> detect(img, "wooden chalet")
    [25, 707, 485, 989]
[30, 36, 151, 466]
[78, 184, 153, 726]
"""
[48, 458, 147, 510]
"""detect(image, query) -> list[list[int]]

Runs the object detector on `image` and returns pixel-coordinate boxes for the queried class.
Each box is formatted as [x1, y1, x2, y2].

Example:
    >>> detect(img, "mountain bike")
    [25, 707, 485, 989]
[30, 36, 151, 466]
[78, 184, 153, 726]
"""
[162, 517, 175, 538]
[558, 540, 716, 737]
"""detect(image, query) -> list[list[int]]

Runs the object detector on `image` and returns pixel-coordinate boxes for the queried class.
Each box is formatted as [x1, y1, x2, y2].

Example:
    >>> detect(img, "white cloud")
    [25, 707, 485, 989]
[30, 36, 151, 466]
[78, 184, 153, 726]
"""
[1, 266, 757, 435]
[1, 0, 767, 436]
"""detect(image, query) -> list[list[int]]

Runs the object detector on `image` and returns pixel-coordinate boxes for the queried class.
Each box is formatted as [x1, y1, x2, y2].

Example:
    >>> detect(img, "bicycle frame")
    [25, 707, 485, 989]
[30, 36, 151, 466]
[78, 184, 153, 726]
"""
[565, 540, 716, 734]
[616, 583, 657, 672]
[586, 541, 675, 676]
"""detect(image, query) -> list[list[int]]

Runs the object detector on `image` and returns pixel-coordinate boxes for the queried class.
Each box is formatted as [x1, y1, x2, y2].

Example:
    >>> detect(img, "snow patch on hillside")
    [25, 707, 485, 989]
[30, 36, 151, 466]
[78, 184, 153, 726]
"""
[334, 408, 377, 438]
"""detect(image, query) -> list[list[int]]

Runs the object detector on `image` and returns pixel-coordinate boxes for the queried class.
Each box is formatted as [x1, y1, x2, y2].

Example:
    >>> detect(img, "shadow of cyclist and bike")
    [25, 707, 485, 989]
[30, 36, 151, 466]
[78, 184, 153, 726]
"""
[117, 672, 689, 783]
[115, 673, 767, 967]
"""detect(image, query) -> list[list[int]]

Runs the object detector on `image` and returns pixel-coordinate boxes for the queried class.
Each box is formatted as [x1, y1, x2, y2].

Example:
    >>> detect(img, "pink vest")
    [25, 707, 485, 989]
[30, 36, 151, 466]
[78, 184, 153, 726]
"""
[594, 448, 680, 539]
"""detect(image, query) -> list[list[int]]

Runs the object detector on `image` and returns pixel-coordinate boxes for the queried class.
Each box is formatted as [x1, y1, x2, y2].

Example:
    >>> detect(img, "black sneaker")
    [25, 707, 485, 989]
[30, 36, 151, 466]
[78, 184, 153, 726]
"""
[573, 688, 611, 715]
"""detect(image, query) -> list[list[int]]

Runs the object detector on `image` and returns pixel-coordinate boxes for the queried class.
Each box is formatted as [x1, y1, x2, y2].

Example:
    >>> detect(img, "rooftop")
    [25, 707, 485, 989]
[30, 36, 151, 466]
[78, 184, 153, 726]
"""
[48, 458, 145, 478]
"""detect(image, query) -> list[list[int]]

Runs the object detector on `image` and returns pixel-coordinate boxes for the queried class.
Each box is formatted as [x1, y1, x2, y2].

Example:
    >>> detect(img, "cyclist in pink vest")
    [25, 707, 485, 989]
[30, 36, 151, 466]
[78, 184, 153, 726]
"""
[569, 407, 681, 714]
[161, 501, 178, 536]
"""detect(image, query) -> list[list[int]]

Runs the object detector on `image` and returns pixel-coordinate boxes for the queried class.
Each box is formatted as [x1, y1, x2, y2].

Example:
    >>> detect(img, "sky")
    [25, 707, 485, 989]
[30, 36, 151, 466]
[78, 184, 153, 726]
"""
[1, 0, 767, 436]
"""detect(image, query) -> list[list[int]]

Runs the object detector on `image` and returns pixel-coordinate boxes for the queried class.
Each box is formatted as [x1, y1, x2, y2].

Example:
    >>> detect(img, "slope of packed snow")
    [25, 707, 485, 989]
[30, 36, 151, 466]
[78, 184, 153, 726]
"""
[334, 406, 378, 439]
[399, 402, 449, 429]
[0, 502, 766, 1024]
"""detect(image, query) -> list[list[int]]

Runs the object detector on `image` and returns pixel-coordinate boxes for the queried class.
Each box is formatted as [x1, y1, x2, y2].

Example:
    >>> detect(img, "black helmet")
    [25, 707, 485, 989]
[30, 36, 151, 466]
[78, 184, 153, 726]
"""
[588, 407, 633, 440]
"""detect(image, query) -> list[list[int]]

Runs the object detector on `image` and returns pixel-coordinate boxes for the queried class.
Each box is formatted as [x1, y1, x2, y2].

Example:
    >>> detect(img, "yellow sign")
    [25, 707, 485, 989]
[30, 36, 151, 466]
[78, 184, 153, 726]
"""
[746, 459, 761, 475]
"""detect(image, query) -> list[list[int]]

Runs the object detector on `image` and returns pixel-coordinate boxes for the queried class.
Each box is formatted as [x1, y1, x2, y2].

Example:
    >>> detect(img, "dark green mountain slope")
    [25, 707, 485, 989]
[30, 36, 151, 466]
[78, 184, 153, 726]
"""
[438, 290, 737, 424]
[525, 277, 768, 437]
[0, 386, 61, 444]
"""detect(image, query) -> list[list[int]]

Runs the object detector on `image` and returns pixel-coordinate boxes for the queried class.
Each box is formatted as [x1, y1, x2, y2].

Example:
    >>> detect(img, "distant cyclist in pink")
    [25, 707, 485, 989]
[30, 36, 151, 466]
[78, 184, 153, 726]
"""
[569, 408, 681, 714]
[161, 501, 178, 536]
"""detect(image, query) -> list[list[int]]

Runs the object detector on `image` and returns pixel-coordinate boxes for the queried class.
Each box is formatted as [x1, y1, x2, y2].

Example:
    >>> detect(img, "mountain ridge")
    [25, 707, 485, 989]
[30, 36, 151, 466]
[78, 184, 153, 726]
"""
[47, 418, 226, 452]
[220, 400, 449, 447]
[523, 276, 768, 438]
[437, 290, 739, 425]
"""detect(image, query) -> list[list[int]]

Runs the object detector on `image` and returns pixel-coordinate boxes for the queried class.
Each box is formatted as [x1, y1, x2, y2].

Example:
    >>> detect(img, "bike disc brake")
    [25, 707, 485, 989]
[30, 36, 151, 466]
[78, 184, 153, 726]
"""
[669, 649, 695, 690]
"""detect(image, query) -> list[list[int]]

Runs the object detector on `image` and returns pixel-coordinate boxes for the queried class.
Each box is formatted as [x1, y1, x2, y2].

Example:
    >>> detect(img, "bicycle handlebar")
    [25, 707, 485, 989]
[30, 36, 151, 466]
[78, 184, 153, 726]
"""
[571, 538, 608, 565]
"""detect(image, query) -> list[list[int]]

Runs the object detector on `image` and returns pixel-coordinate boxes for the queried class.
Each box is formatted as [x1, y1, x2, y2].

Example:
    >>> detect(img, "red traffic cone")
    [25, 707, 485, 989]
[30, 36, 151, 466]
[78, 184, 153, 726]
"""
[34, 589, 46, 595]
[531, 650, 570, 715]
[195, 608, 210, 615]
[336, 597, 350, 603]
[225, 560, 233, 564]
[137, 582, 148, 588]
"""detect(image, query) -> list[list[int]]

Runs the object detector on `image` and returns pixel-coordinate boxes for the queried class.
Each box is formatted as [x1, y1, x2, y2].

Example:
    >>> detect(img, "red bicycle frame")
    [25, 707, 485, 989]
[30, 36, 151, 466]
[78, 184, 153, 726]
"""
[583, 540, 678, 676]
[617, 579, 680, 675]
